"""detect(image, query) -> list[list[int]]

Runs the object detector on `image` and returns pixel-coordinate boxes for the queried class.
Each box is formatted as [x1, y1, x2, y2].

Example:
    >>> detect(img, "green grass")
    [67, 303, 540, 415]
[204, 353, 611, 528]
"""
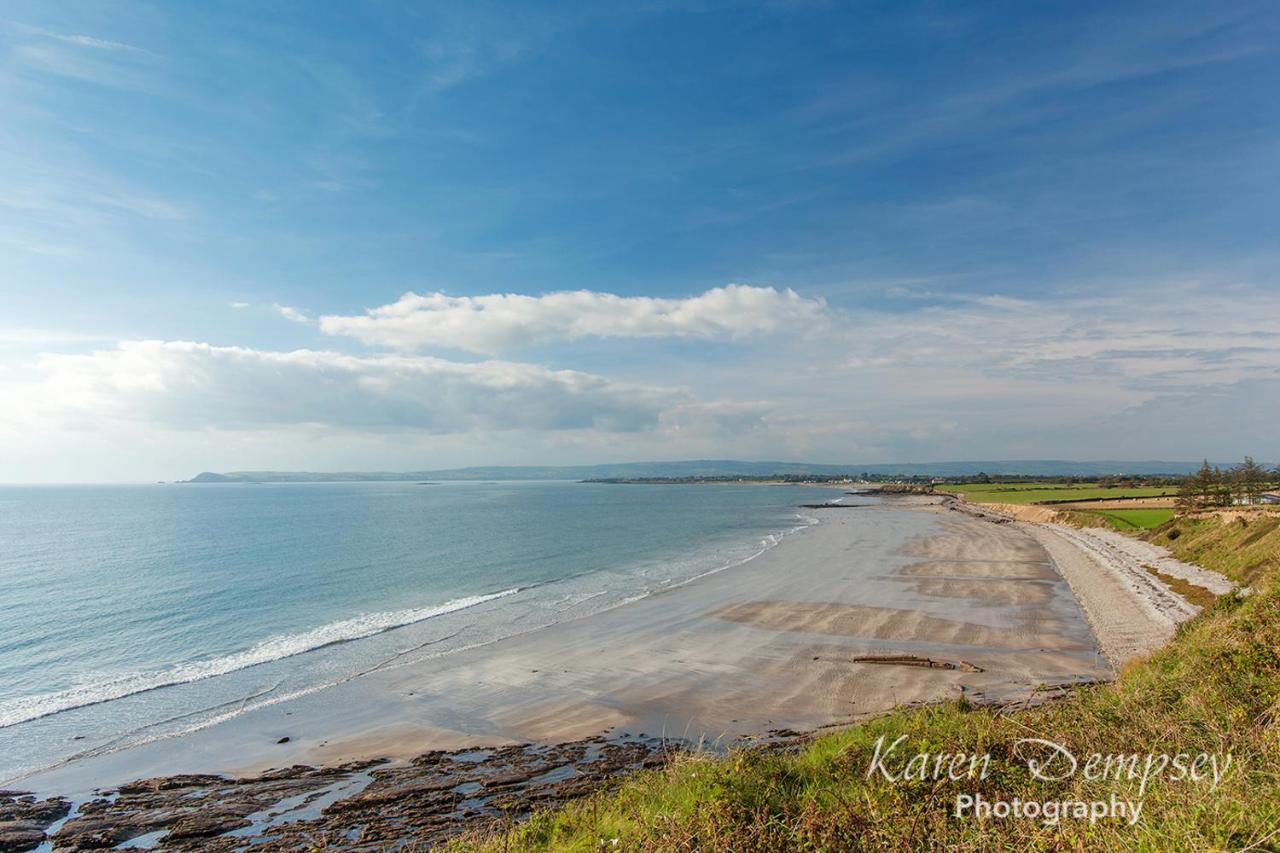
[943, 482, 1177, 505]
[1151, 515, 1280, 586]
[1078, 508, 1175, 530]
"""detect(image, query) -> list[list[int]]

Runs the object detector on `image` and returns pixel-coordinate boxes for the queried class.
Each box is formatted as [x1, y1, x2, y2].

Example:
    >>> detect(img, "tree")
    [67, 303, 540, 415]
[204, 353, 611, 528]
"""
[1233, 456, 1268, 505]
[1181, 460, 1217, 508]
[1211, 465, 1232, 507]
[1179, 461, 1208, 509]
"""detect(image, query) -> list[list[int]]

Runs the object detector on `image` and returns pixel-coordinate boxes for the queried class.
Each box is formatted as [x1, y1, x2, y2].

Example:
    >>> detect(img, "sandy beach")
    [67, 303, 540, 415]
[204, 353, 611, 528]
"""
[945, 497, 1233, 665]
[11, 492, 1227, 849]
[23, 496, 1107, 793]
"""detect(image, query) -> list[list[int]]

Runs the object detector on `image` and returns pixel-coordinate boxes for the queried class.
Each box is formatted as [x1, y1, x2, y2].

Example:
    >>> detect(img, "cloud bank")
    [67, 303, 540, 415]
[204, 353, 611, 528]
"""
[4, 280, 1277, 482]
[9, 341, 686, 434]
[318, 285, 831, 353]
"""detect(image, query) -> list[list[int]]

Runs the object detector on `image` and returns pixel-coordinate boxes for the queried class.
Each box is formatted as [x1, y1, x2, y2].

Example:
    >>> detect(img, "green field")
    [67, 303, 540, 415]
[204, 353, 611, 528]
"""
[943, 481, 1177, 505]
[1076, 507, 1174, 530]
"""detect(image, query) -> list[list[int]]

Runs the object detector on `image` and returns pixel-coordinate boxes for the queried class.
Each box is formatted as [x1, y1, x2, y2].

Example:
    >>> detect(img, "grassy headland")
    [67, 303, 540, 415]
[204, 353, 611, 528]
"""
[453, 508, 1280, 851]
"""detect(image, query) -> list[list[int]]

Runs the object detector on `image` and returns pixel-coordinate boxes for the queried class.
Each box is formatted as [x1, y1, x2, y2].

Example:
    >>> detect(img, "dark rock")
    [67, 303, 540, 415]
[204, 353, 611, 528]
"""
[116, 774, 225, 794]
[0, 821, 47, 853]
[167, 810, 251, 839]
[249, 765, 315, 782]
[33, 734, 687, 850]
[52, 816, 139, 850]
[72, 799, 111, 816]
[276, 736, 291, 744]
[411, 750, 453, 768]
[0, 794, 71, 826]
[110, 807, 185, 830]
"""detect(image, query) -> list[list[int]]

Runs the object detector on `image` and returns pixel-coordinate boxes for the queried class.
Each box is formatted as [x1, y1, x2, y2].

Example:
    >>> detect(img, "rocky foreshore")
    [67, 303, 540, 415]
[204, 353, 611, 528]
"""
[1, 734, 703, 851]
[1, 789, 71, 852]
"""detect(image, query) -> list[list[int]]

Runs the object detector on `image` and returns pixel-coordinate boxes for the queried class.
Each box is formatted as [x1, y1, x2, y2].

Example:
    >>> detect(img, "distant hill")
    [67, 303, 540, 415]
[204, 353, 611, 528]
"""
[183, 459, 1213, 483]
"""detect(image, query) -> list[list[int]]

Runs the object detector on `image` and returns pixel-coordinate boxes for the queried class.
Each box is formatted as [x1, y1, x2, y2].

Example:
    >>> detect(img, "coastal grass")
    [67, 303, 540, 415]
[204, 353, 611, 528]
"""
[945, 482, 1177, 505]
[1150, 514, 1280, 587]
[451, 550, 1278, 851]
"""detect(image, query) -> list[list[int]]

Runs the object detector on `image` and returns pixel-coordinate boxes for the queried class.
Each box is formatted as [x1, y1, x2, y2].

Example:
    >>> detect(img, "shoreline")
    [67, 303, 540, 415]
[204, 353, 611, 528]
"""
[3, 499, 826, 793]
[11, 492, 1212, 849]
[933, 494, 1233, 666]
[1, 483, 829, 789]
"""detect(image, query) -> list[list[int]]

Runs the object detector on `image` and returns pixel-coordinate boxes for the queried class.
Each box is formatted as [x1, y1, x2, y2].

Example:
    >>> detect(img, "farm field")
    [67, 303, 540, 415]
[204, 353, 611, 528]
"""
[942, 481, 1178, 505]
[1075, 507, 1174, 530]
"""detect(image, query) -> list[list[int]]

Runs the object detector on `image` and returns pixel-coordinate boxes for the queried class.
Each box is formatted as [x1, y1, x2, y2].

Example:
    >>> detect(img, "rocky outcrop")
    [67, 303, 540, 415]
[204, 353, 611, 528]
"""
[39, 734, 695, 850]
[0, 821, 48, 853]
[0, 790, 71, 852]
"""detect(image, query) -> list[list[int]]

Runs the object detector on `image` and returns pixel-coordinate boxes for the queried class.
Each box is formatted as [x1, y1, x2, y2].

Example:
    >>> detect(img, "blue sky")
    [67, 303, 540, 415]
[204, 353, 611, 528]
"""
[2, 1, 1278, 481]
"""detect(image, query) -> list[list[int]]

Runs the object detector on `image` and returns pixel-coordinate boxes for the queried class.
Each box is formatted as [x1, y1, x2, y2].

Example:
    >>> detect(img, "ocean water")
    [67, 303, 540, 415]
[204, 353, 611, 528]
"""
[0, 480, 838, 782]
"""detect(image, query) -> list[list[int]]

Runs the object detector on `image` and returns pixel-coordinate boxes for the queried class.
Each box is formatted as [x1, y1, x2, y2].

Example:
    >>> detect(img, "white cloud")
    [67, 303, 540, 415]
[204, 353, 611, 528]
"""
[229, 301, 250, 309]
[4, 340, 690, 435]
[319, 284, 832, 354]
[13, 25, 148, 53]
[411, 7, 562, 96]
[833, 286, 1280, 392]
[273, 304, 310, 323]
[48, 32, 145, 53]
[8, 26, 160, 92]
[5, 279, 1277, 481]
[1093, 378, 1280, 459]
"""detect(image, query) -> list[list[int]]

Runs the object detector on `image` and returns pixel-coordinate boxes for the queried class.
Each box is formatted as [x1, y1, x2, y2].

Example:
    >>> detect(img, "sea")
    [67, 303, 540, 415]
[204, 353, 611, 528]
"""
[0, 480, 840, 783]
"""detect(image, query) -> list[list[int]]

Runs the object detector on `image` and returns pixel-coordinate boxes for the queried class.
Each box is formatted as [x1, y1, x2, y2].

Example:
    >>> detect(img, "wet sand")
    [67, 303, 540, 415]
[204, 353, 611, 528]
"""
[23, 496, 1110, 801]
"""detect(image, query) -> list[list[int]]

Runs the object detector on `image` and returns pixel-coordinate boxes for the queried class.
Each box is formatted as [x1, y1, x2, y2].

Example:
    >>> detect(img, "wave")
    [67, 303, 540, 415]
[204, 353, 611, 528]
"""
[674, 512, 819, 587]
[0, 588, 519, 729]
[0, 512, 827, 784]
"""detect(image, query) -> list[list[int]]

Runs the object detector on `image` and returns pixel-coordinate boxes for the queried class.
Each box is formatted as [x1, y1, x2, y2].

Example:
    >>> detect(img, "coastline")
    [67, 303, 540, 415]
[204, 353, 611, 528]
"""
[934, 494, 1232, 666]
[10, 491, 1210, 849]
[0, 480, 829, 786]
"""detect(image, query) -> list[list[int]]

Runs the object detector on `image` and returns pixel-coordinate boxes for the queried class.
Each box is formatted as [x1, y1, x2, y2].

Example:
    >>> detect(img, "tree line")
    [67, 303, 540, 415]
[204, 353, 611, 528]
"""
[1179, 457, 1277, 508]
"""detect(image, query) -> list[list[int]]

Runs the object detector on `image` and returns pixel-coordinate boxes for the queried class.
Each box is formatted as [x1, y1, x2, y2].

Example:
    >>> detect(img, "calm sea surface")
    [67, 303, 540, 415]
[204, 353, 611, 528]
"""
[0, 480, 837, 781]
